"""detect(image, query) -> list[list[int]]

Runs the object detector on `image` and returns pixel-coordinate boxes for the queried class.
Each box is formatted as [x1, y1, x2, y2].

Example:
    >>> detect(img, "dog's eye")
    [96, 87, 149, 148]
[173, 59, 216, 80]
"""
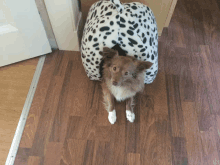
[113, 67, 116, 71]
[132, 73, 137, 78]
[125, 72, 128, 75]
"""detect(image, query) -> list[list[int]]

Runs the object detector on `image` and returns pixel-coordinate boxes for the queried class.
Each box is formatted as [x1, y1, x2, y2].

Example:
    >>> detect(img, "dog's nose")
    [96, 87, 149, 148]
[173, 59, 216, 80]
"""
[112, 81, 118, 86]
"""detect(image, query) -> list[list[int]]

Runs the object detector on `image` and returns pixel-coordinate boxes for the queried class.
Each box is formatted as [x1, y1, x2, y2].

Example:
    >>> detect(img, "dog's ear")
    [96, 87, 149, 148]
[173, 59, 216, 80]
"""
[101, 47, 118, 59]
[136, 61, 153, 72]
[101, 47, 118, 68]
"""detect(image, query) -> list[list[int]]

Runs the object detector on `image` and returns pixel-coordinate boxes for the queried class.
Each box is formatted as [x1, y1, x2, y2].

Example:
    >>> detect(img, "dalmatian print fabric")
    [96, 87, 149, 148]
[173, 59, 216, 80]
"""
[81, 0, 158, 84]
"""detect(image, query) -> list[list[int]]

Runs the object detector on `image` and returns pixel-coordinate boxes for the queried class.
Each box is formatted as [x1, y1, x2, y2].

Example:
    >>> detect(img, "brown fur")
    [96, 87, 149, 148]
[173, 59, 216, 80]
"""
[100, 47, 153, 123]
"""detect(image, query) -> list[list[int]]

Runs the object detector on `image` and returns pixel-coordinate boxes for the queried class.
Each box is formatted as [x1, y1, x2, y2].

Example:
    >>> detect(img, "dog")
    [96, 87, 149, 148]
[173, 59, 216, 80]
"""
[100, 47, 153, 124]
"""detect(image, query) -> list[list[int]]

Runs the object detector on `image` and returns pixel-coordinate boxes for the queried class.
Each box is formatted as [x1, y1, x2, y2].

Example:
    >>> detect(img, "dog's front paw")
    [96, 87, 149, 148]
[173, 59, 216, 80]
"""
[126, 110, 135, 123]
[108, 110, 116, 124]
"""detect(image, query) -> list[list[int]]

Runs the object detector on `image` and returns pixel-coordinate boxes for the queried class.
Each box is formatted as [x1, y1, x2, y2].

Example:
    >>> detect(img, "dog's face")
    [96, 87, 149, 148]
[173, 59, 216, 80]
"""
[101, 47, 153, 86]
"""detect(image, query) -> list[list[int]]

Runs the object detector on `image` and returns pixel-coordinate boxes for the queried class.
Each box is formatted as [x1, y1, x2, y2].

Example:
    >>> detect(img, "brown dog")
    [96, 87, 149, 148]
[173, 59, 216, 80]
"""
[100, 47, 153, 124]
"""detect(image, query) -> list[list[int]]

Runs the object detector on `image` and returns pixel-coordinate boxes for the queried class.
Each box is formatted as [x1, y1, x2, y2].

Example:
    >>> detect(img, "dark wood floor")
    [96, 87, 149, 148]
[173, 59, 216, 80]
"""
[15, 0, 220, 164]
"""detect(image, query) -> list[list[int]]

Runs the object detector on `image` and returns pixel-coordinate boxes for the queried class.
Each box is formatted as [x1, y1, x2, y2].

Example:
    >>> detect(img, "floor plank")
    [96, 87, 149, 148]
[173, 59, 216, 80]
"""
[0, 57, 39, 164]
[20, 52, 58, 148]
[182, 102, 204, 165]
[27, 156, 41, 165]
[44, 142, 63, 165]
[127, 153, 140, 165]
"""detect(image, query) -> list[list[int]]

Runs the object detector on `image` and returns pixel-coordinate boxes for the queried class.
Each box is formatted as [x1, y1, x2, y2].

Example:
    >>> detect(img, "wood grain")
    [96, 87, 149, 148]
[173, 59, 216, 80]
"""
[14, 148, 31, 165]
[0, 57, 39, 164]
[83, 140, 95, 165]
[19, 52, 58, 148]
[171, 137, 188, 165]
[60, 139, 87, 165]
[140, 71, 172, 165]
[182, 102, 204, 165]
[27, 156, 41, 165]
[166, 75, 185, 137]
[14, 0, 220, 164]
[30, 52, 70, 157]
[92, 140, 111, 165]
[127, 153, 140, 165]
[44, 142, 63, 165]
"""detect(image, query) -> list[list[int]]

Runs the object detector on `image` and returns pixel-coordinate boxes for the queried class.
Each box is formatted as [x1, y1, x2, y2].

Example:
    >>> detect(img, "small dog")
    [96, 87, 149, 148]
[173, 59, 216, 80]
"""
[100, 47, 153, 124]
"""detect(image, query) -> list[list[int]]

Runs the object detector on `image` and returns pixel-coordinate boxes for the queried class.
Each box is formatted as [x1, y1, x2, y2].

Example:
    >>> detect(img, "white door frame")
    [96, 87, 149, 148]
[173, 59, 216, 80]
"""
[43, 0, 82, 51]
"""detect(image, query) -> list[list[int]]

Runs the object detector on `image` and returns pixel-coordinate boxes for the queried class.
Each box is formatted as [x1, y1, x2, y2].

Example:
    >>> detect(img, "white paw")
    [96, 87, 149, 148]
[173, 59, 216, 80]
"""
[126, 110, 135, 123]
[108, 110, 117, 124]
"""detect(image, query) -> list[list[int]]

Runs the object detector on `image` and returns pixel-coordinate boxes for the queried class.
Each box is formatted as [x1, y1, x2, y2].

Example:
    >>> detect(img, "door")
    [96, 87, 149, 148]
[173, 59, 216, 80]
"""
[0, 0, 52, 67]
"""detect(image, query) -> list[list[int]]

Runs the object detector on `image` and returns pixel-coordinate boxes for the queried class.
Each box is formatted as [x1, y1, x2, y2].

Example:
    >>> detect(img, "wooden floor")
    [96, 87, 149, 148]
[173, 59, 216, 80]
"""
[0, 57, 39, 164]
[15, 0, 220, 164]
